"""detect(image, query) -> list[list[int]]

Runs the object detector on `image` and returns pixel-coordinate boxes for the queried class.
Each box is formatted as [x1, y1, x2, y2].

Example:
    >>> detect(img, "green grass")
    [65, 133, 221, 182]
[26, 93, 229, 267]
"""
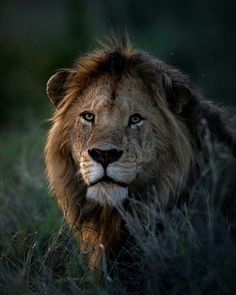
[0, 119, 235, 294]
[0, 123, 85, 294]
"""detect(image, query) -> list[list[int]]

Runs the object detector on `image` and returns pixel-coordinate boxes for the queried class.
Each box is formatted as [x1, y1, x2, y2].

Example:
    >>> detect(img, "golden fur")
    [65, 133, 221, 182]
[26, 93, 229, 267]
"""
[45, 37, 235, 272]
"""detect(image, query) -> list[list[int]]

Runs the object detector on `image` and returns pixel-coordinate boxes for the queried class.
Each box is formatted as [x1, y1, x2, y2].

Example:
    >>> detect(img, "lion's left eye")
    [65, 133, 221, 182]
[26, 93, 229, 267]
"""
[80, 112, 95, 123]
[129, 113, 144, 126]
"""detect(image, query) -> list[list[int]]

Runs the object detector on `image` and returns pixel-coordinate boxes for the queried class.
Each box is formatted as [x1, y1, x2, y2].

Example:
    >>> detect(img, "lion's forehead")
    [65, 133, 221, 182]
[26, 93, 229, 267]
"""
[79, 76, 151, 115]
[72, 76, 157, 152]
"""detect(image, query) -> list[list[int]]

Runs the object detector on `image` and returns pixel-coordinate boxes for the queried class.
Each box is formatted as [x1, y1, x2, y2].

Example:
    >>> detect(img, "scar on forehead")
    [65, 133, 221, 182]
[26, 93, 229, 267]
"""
[110, 82, 118, 101]
[110, 75, 124, 101]
[111, 89, 116, 100]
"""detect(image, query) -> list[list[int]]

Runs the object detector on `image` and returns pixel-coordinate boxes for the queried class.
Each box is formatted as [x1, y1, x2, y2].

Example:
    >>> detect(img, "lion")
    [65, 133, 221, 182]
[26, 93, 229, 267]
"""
[44, 37, 235, 274]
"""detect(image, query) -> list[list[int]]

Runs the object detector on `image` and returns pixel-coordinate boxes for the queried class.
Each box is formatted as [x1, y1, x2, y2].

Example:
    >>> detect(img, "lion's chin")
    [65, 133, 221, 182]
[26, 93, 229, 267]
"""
[86, 182, 128, 207]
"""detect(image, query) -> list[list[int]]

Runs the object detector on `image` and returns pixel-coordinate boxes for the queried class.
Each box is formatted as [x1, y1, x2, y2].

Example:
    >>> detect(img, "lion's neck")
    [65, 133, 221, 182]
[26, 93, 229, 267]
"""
[75, 201, 125, 271]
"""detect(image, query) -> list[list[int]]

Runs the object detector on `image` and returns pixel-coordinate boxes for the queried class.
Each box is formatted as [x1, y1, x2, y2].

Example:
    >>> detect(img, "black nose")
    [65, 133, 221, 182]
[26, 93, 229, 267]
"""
[88, 148, 123, 168]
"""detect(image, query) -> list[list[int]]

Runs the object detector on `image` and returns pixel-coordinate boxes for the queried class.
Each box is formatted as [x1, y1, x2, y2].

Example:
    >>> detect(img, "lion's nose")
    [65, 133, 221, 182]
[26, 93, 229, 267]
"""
[88, 148, 123, 168]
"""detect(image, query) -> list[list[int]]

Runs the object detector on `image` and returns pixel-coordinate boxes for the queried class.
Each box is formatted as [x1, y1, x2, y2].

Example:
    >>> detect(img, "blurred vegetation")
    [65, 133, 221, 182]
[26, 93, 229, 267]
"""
[1, 0, 236, 127]
[0, 0, 236, 294]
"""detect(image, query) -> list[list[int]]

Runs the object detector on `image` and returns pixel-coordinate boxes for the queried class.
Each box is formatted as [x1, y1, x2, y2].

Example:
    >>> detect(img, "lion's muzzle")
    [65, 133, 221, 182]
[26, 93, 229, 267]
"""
[79, 145, 137, 206]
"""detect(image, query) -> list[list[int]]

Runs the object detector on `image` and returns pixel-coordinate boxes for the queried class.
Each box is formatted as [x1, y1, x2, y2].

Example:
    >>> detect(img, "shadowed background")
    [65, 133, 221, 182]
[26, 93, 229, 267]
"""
[1, 0, 236, 128]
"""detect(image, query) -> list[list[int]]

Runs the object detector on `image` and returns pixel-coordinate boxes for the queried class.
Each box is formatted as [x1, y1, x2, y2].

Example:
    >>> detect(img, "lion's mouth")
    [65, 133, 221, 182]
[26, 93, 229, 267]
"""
[90, 175, 128, 188]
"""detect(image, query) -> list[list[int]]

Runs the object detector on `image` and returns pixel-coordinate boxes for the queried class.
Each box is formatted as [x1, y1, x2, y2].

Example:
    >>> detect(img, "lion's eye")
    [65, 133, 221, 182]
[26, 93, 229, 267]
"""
[81, 112, 95, 123]
[129, 113, 144, 126]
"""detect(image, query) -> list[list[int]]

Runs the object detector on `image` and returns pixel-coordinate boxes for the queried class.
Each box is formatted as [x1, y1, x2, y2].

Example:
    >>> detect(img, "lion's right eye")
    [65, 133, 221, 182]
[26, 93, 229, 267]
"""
[80, 112, 95, 123]
[128, 113, 145, 126]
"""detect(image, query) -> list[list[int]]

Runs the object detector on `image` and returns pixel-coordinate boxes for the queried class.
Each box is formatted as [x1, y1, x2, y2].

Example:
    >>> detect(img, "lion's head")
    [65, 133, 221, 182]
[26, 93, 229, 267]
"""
[45, 38, 235, 270]
[45, 42, 195, 211]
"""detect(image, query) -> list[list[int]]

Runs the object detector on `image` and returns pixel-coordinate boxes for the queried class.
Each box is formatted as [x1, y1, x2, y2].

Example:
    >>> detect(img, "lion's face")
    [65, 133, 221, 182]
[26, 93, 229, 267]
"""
[46, 45, 194, 211]
[69, 76, 158, 206]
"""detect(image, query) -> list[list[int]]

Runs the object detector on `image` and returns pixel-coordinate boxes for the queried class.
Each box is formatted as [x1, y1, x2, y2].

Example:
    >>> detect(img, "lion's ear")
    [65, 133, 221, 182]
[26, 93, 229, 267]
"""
[163, 71, 236, 156]
[46, 69, 75, 107]
[162, 72, 195, 115]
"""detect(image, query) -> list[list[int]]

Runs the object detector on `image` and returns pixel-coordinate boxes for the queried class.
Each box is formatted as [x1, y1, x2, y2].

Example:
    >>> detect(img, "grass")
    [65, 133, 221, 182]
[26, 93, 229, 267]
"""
[0, 122, 83, 294]
[0, 118, 235, 294]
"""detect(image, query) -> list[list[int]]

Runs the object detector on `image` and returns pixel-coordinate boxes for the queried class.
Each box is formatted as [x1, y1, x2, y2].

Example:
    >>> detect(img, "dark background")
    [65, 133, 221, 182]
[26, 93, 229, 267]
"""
[1, 0, 236, 128]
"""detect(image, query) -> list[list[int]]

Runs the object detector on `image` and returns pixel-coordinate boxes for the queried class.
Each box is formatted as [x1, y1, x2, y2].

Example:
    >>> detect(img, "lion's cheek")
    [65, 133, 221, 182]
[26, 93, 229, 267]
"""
[139, 142, 157, 165]
[106, 166, 137, 184]
[80, 162, 104, 185]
